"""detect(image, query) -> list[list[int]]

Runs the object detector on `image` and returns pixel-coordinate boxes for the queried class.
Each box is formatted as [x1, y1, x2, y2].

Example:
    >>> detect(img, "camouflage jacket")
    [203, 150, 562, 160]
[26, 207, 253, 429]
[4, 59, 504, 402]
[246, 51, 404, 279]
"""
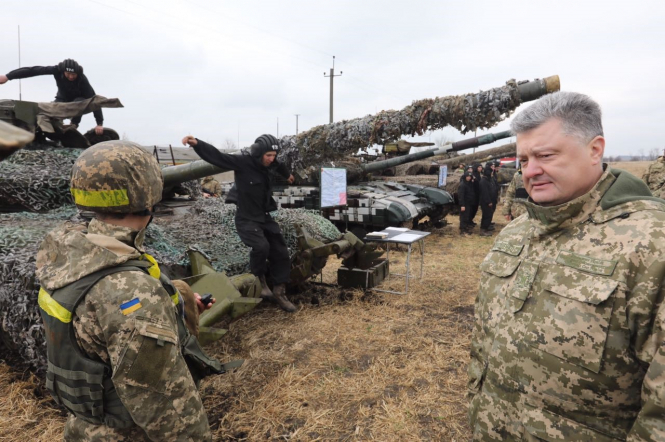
[469, 168, 665, 441]
[36, 219, 212, 441]
[642, 157, 665, 198]
[501, 172, 527, 218]
[201, 176, 222, 196]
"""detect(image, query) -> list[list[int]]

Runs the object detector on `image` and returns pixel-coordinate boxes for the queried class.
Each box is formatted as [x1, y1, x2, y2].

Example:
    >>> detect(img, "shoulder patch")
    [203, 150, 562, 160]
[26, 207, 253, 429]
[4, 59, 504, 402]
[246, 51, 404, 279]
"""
[120, 297, 142, 315]
[556, 250, 617, 276]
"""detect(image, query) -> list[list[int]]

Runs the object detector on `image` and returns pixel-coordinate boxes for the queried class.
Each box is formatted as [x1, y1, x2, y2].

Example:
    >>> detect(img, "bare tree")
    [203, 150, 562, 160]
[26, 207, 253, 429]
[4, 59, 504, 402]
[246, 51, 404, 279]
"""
[223, 138, 237, 151]
[434, 134, 455, 148]
[121, 132, 130, 141]
[648, 148, 660, 161]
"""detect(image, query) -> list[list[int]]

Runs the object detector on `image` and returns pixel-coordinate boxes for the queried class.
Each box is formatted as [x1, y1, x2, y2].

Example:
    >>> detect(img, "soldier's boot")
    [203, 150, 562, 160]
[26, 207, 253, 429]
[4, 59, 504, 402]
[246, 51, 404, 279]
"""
[487, 225, 496, 231]
[259, 275, 273, 299]
[272, 284, 297, 313]
[480, 229, 492, 237]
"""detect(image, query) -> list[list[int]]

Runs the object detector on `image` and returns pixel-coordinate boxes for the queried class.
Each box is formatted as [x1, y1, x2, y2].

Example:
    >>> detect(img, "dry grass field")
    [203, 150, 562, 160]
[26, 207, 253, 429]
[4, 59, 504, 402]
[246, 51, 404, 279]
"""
[0, 161, 650, 441]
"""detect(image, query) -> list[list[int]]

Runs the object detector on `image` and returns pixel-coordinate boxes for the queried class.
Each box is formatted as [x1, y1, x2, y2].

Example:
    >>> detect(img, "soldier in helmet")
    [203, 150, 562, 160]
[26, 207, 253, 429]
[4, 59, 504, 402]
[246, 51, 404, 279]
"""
[201, 175, 222, 197]
[502, 166, 528, 221]
[469, 91, 665, 440]
[0, 59, 104, 134]
[183, 134, 297, 313]
[36, 141, 222, 440]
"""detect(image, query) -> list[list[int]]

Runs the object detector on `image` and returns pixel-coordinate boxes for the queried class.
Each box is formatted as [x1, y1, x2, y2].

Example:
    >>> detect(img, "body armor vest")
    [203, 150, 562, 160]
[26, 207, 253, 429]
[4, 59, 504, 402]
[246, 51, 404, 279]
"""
[38, 258, 223, 428]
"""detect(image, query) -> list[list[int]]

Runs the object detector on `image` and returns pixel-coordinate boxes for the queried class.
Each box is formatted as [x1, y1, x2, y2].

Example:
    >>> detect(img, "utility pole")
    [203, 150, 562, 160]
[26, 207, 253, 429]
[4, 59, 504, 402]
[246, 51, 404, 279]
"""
[294, 114, 300, 135]
[323, 56, 342, 123]
[18, 25, 22, 101]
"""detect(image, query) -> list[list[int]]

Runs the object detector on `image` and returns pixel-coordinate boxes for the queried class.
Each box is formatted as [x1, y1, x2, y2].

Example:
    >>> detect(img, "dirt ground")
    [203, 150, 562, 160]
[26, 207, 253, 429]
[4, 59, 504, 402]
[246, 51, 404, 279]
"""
[0, 162, 650, 441]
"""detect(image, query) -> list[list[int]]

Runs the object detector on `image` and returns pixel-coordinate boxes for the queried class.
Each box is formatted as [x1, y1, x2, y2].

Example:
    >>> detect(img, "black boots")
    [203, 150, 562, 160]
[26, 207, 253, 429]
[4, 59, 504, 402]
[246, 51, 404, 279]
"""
[259, 276, 296, 313]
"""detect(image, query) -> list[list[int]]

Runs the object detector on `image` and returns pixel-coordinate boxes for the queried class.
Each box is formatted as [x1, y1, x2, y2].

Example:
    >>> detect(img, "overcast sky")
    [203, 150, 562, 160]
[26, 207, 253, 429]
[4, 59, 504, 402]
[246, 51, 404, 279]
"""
[1, 0, 663, 156]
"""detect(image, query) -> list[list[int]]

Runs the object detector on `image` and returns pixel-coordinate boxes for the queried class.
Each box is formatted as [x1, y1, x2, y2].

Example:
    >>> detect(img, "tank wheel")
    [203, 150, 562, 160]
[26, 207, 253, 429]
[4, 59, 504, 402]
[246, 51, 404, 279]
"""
[84, 128, 120, 146]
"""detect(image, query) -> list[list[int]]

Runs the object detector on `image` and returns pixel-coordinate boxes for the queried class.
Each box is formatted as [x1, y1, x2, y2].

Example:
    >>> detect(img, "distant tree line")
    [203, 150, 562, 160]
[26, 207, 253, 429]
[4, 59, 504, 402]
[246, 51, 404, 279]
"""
[605, 147, 662, 163]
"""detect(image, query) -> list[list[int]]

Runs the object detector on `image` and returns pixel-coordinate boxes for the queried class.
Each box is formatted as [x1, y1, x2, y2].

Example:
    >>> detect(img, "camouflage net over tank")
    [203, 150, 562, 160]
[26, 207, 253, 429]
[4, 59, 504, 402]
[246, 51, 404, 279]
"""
[0, 148, 83, 212]
[0, 201, 341, 372]
[0, 206, 82, 372]
[279, 79, 521, 176]
[148, 200, 342, 276]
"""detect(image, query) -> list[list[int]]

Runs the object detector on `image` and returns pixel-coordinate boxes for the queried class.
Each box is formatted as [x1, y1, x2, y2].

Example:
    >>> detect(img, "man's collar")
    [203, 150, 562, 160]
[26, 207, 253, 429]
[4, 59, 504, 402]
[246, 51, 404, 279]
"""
[523, 167, 615, 236]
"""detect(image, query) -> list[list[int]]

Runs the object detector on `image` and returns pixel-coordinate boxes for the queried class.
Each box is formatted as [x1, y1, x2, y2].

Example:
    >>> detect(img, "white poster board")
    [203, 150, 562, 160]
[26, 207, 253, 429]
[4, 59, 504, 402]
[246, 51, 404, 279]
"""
[320, 167, 347, 208]
[438, 165, 448, 187]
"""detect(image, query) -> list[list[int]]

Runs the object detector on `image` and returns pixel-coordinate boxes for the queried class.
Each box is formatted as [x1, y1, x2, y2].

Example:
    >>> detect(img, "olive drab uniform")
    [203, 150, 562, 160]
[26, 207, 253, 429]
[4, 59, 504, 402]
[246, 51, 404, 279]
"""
[501, 171, 528, 219]
[36, 218, 222, 441]
[201, 176, 222, 196]
[469, 167, 665, 441]
[642, 156, 665, 199]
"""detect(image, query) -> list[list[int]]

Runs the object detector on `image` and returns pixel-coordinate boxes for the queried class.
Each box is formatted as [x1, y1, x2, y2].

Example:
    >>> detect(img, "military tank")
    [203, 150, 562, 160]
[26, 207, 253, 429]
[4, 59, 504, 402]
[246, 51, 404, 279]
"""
[0, 74, 560, 371]
[0, 96, 123, 148]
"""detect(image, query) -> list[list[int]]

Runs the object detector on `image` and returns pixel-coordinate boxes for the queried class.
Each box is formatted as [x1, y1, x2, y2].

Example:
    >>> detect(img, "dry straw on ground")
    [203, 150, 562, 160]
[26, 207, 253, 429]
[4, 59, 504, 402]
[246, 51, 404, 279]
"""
[0, 161, 649, 441]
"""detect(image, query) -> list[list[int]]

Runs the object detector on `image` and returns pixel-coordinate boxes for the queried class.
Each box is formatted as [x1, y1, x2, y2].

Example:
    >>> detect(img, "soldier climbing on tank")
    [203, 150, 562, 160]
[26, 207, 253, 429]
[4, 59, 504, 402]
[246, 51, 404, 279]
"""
[0, 59, 104, 134]
[183, 134, 298, 313]
[35, 141, 223, 440]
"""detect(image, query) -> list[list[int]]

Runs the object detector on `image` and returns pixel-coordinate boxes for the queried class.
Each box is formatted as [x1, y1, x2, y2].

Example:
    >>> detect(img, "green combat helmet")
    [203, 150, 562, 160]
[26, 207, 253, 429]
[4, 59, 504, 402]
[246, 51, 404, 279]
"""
[70, 140, 163, 214]
[0, 120, 34, 162]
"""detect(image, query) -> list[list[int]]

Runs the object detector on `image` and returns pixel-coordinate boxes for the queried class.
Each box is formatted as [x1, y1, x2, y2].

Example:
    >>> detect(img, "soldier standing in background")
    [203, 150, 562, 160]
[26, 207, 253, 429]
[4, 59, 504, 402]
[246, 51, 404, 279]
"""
[458, 171, 476, 235]
[501, 168, 528, 221]
[469, 91, 665, 440]
[642, 149, 665, 198]
[478, 165, 497, 236]
[0, 59, 104, 134]
[469, 163, 482, 225]
[201, 175, 222, 197]
[36, 141, 221, 440]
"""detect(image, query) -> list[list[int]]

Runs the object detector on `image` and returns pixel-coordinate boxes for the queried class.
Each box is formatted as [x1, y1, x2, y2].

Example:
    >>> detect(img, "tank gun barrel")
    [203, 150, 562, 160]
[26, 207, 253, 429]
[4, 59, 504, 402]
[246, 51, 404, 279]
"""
[361, 130, 512, 174]
[279, 75, 560, 177]
[162, 160, 228, 189]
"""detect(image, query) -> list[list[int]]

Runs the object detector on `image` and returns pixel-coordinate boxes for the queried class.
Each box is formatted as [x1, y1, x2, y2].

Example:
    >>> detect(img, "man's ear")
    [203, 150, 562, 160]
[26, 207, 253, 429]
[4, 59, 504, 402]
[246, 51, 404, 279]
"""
[588, 136, 605, 165]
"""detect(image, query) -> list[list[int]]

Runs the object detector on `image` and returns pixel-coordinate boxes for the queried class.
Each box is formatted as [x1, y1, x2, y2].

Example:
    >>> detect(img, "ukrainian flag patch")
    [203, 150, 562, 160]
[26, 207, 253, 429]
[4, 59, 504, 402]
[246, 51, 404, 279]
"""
[120, 298, 142, 315]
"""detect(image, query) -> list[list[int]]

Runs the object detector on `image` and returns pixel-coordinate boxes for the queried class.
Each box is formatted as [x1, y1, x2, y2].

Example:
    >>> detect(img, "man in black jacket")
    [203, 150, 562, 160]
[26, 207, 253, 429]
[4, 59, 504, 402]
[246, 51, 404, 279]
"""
[182, 134, 297, 312]
[479, 165, 498, 236]
[0, 59, 104, 134]
[458, 172, 476, 235]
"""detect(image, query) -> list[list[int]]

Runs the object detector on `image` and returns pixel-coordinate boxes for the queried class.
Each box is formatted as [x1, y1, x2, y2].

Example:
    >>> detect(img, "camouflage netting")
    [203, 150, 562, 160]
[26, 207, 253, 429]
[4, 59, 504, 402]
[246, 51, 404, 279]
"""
[0, 200, 341, 372]
[0, 148, 82, 212]
[279, 79, 521, 176]
[148, 200, 341, 276]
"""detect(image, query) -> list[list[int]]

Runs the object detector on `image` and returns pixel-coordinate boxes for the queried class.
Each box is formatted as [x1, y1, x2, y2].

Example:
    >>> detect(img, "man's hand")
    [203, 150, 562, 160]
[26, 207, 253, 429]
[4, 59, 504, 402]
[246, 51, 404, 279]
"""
[489, 203, 493, 207]
[182, 135, 198, 147]
[461, 207, 466, 212]
[194, 292, 215, 314]
[0, 75, 8, 85]
[94, 125, 104, 135]
[288, 174, 295, 184]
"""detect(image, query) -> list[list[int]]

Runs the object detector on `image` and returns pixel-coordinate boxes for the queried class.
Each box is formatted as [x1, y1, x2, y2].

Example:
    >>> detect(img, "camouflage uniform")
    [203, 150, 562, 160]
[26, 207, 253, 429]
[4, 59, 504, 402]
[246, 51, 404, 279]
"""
[642, 156, 665, 199]
[501, 171, 527, 219]
[469, 167, 665, 441]
[36, 219, 212, 441]
[201, 176, 222, 196]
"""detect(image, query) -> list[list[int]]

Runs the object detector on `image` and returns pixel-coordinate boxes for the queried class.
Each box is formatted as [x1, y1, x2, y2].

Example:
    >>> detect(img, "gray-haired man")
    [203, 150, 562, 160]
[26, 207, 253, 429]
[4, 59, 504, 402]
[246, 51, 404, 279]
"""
[468, 91, 665, 440]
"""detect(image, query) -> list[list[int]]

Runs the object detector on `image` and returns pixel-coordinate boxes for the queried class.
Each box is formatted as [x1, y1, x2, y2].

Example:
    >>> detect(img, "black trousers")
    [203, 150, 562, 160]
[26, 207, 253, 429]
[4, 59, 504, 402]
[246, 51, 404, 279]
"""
[459, 206, 473, 231]
[469, 197, 479, 223]
[480, 204, 495, 230]
[235, 217, 291, 285]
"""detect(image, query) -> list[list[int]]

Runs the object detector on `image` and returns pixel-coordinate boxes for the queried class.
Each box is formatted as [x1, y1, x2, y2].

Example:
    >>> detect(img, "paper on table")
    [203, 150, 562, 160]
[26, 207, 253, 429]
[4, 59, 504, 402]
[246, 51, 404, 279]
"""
[385, 227, 409, 232]
[391, 233, 424, 242]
